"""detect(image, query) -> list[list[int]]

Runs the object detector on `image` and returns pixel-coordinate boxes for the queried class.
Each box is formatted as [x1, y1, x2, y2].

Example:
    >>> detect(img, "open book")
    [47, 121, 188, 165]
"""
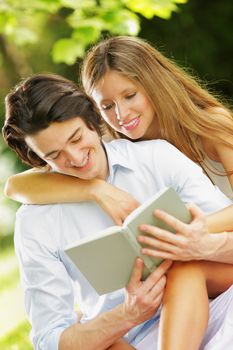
[65, 187, 191, 295]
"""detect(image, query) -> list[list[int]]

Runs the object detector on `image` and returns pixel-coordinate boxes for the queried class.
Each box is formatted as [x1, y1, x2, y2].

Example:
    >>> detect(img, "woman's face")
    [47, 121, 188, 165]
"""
[91, 70, 159, 140]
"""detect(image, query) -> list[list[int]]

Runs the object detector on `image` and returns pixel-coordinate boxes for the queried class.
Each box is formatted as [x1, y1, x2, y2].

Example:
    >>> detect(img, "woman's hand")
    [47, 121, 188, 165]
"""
[138, 203, 214, 261]
[93, 182, 140, 225]
[123, 259, 172, 326]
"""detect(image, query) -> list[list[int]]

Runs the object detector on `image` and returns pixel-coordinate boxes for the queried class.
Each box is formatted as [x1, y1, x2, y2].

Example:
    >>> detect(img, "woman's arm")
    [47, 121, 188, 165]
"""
[206, 205, 233, 233]
[5, 169, 139, 225]
[5, 168, 101, 204]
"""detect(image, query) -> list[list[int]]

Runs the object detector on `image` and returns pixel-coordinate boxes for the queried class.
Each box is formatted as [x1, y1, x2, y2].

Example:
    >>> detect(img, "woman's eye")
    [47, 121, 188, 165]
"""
[102, 103, 113, 111]
[126, 92, 136, 99]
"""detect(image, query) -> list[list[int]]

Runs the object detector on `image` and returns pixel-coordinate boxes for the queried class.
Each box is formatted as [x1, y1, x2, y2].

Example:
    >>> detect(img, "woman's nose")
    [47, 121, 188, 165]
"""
[114, 102, 129, 123]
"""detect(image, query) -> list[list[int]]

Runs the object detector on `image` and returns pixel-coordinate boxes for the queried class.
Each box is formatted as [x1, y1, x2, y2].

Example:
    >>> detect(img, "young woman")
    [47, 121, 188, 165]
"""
[81, 36, 233, 350]
[4, 36, 233, 350]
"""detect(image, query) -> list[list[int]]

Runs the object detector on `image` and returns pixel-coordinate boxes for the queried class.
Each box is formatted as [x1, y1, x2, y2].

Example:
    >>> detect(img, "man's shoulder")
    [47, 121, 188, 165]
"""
[15, 203, 77, 250]
[15, 204, 61, 241]
[16, 203, 60, 220]
[15, 203, 78, 236]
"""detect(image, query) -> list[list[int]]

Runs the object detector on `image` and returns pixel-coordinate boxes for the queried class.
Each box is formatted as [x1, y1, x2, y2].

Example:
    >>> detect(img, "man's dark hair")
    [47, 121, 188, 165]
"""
[2, 73, 104, 167]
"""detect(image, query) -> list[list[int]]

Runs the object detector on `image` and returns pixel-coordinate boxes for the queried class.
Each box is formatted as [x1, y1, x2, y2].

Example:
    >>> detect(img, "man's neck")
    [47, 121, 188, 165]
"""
[100, 141, 109, 180]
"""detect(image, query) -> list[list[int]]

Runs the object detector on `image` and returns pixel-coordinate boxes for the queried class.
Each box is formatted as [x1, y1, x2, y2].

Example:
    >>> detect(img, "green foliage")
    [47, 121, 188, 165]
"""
[0, 0, 187, 64]
[0, 248, 32, 349]
[1, 0, 233, 347]
[124, 0, 187, 19]
[53, 38, 85, 64]
[0, 321, 32, 350]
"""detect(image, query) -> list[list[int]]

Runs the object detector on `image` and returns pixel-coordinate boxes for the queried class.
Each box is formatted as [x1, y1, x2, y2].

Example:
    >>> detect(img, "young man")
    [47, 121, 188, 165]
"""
[3, 74, 233, 350]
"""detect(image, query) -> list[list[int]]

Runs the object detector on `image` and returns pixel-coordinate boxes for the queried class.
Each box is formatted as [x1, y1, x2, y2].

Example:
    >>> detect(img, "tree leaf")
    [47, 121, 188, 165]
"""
[124, 0, 187, 19]
[72, 26, 101, 45]
[52, 38, 85, 64]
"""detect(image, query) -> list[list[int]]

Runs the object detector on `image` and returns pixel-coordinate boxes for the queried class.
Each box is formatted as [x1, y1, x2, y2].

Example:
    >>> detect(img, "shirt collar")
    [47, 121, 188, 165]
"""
[103, 140, 136, 181]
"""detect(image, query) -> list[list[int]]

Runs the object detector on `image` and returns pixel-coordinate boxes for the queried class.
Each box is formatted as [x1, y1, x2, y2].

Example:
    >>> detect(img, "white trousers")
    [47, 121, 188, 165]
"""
[136, 285, 233, 350]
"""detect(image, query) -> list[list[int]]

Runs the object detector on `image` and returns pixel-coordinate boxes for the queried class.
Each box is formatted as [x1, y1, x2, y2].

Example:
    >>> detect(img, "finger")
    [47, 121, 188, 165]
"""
[142, 260, 172, 291]
[138, 224, 186, 246]
[186, 203, 205, 220]
[150, 290, 164, 309]
[153, 209, 189, 233]
[147, 278, 166, 309]
[149, 274, 166, 292]
[115, 217, 124, 226]
[138, 233, 186, 252]
[127, 258, 144, 291]
[141, 248, 183, 261]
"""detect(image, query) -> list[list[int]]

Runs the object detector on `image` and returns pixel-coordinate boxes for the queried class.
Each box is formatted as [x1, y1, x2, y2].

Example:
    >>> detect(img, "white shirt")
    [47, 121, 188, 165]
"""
[202, 156, 233, 200]
[15, 139, 232, 350]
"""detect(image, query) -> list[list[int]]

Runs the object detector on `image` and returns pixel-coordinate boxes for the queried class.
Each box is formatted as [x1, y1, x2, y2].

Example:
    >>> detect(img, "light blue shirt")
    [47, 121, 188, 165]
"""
[15, 139, 232, 350]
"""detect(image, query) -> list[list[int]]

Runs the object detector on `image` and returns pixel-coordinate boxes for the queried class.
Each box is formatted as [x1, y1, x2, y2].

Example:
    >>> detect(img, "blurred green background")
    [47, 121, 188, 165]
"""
[0, 0, 232, 349]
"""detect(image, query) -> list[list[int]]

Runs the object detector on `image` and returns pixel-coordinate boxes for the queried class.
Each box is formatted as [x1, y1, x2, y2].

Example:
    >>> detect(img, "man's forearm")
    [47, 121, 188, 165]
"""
[203, 232, 233, 264]
[206, 208, 233, 263]
[59, 304, 134, 350]
[59, 257, 169, 350]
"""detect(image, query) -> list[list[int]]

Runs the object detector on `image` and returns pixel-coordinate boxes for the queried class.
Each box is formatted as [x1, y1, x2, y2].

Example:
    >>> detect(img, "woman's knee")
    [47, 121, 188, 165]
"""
[167, 261, 206, 280]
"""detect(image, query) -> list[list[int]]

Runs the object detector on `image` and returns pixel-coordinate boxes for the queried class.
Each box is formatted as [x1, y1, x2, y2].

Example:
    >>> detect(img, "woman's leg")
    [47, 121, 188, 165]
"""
[158, 261, 233, 350]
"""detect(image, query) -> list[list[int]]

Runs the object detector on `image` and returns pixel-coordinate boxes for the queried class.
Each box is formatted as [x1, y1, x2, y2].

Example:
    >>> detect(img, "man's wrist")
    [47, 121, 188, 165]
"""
[113, 304, 137, 330]
[200, 232, 228, 262]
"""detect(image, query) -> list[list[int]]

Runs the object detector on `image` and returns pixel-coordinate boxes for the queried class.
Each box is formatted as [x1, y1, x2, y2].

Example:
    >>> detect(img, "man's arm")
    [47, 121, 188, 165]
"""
[59, 259, 171, 350]
[138, 141, 233, 263]
[15, 205, 171, 350]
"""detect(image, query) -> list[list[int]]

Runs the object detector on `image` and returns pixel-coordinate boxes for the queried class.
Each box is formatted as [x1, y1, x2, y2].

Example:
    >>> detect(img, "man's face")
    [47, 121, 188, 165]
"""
[25, 117, 108, 180]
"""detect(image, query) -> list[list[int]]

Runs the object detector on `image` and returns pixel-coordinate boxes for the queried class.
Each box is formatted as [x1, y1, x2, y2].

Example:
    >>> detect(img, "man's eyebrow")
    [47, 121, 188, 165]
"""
[67, 127, 81, 142]
[44, 127, 81, 158]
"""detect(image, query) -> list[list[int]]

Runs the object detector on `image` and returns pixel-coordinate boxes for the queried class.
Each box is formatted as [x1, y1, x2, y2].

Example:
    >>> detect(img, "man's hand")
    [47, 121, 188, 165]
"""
[138, 203, 213, 261]
[123, 259, 172, 326]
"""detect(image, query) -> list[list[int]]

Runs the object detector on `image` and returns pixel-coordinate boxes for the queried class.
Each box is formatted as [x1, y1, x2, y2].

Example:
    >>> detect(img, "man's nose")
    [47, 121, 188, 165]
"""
[66, 147, 82, 167]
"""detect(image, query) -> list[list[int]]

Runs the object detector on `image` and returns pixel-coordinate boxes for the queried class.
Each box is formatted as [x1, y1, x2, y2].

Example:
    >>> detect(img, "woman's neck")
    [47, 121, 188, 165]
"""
[141, 117, 162, 141]
[201, 137, 220, 162]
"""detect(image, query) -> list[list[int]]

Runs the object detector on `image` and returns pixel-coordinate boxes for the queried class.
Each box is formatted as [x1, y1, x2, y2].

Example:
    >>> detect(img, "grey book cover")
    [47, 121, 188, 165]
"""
[65, 187, 191, 295]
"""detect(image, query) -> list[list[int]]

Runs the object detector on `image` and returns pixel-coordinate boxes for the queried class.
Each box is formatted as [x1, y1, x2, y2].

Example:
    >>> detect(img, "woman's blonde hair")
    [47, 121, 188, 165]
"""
[81, 35, 233, 166]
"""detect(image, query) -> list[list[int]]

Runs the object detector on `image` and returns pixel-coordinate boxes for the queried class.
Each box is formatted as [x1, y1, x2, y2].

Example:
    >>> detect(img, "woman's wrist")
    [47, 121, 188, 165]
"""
[88, 178, 106, 202]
